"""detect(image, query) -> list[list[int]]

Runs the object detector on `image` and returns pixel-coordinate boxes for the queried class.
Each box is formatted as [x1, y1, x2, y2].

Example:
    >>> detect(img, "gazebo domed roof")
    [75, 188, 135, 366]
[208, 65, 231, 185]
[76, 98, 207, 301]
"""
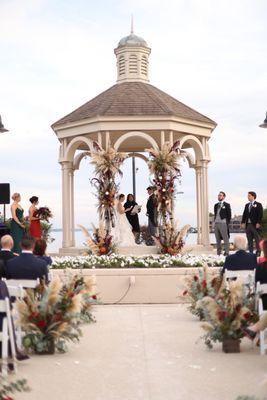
[52, 82, 216, 128]
[118, 33, 147, 47]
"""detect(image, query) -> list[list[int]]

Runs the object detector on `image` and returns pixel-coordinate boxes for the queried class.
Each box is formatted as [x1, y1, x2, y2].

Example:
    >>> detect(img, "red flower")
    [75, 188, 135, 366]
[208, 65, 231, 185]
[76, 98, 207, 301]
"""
[36, 320, 46, 329]
[201, 280, 207, 288]
[182, 290, 188, 296]
[92, 295, 97, 300]
[53, 312, 63, 322]
[3, 397, 13, 400]
[243, 311, 251, 320]
[193, 275, 199, 281]
[68, 293, 75, 298]
[218, 310, 228, 321]
[29, 311, 39, 319]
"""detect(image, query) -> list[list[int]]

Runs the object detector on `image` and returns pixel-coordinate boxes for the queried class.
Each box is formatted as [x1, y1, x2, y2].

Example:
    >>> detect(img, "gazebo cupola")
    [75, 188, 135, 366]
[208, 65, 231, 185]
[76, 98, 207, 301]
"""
[114, 27, 151, 83]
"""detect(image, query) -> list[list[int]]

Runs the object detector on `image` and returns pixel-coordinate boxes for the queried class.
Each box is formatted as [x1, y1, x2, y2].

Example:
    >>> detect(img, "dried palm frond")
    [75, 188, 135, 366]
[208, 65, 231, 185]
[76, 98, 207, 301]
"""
[77, 224, 90, 238]
[175, 224, 191, 245]
[68, 294, 83, 314]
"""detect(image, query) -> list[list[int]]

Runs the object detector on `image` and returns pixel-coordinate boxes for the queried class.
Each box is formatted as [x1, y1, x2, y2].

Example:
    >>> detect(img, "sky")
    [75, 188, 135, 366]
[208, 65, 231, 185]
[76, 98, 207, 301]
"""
[0, 0, 266, 233]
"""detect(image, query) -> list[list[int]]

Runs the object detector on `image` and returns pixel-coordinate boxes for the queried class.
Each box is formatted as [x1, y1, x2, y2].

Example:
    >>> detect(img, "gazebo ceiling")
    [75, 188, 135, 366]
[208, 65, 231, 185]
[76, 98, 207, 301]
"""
[52, 82, 216, 129]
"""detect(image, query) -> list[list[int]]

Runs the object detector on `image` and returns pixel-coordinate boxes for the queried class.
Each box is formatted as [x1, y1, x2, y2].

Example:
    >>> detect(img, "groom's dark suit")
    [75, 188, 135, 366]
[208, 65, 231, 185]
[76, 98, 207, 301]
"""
[146, 194, 157, 226]
[242, 201, 263, 254]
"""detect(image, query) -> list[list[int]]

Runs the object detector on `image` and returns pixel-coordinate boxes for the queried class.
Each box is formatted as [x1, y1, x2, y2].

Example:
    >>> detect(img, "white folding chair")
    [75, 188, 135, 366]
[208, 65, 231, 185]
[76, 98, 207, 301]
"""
[0, 298, 17, 376]
[224, 269, 255, 286]
[5, 285, 24, 349]
[5, 279, 40, 289]
[256, 282, 267, 355]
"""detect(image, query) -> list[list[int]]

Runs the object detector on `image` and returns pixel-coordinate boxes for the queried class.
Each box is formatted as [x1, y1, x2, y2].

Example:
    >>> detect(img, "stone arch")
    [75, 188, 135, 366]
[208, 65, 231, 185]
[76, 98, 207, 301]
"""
[114, 131, 158, 151]
[65, 136, 93, 162]
[73, 151, 91, 171]
[179, 135, 204, 161]
[127, 152, 148, 163]
[180, 150, 195, 168]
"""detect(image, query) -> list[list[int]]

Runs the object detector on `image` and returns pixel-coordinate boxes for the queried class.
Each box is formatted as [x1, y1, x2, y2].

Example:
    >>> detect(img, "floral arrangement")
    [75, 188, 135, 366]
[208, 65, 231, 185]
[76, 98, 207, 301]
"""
[153, 222, 190, 255]
[51, 253, 225, 270]
[16, 274, 97, 354]
[90, 141, 128, 232]
[182, 265, 223, 320]
[37, 206, 53, 222]
[198, 279, 258, 349]
[146, 141, 184, 227]
[78, 223, 115, 256]
[0, 376, 29, 400]
[60, 272, 98, 324]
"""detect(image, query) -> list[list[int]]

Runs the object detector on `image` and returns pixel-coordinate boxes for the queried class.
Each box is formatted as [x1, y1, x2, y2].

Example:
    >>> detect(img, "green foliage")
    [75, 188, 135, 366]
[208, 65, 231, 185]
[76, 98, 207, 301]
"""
[0, 376, 29, 400]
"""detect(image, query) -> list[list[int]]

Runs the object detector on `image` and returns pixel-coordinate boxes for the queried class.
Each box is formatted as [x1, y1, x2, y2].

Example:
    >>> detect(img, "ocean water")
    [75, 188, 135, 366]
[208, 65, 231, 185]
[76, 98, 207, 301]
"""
[47, 231, 245, 253]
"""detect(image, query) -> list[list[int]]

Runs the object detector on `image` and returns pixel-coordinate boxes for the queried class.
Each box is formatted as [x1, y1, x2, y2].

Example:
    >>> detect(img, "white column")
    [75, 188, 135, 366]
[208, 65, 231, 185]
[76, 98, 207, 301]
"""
[200, 160, 210, 246]
[169, 130, 173, 146]
[97, 132, 102, 148]
[61, 161, 72, 248]
[160, 130, 165, 149]
[69, 168, 75, 247]
[105, 131, 110, 150]
[195, 166, 202, 244]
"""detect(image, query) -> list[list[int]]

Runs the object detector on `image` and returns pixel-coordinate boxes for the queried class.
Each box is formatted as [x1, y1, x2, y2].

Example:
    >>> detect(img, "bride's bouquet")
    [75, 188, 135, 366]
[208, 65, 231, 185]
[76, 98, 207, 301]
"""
[37, 206, 53, 221]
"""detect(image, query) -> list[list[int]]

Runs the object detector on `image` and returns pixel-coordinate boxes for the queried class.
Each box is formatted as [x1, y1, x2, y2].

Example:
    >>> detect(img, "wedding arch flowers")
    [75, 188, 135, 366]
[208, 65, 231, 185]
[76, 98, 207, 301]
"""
[146, 140, 184, 227]
[90, 142, 128, 232]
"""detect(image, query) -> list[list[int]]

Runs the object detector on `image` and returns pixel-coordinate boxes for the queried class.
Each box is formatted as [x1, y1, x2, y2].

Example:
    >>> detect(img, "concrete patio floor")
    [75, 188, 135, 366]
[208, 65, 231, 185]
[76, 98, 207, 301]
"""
[16, 305, 267, 400]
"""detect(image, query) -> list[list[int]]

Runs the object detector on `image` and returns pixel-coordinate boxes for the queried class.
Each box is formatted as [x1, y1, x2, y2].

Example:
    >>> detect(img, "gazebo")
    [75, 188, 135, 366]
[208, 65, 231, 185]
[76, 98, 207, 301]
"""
[52, 29, 217, 253]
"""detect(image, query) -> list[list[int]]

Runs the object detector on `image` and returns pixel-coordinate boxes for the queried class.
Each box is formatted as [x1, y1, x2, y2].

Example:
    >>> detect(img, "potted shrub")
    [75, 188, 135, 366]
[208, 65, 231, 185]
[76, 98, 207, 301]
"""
[198, 279, 258, 352]
[16, 274, 97, 354]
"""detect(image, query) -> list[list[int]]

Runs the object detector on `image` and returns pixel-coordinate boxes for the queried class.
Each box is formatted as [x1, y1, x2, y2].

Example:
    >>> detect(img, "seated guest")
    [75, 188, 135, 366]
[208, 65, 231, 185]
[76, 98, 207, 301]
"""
[0, 235, 16, 278]
[0, 234, 16, 262]
[222, 235, 257, 274]
[6, 235, 48, 281]
[255, 239, 267, 309]
[33, 239, 52, 266]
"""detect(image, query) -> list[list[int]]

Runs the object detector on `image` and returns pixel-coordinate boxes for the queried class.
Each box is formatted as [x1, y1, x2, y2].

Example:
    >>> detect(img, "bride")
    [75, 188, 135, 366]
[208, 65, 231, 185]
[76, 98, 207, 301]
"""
[113, 194, 136, 247]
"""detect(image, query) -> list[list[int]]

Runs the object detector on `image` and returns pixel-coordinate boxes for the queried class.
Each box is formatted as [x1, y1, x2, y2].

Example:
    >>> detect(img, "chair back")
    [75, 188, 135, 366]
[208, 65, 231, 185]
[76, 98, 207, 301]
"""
[225, 269, 255, 284]
[6, 284, 24, 298]
[5, 278, 40, 289]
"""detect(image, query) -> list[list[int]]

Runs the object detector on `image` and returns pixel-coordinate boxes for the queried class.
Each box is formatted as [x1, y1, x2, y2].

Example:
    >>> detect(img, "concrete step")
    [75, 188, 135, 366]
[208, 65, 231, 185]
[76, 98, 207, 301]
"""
[118, 245, 158, 256]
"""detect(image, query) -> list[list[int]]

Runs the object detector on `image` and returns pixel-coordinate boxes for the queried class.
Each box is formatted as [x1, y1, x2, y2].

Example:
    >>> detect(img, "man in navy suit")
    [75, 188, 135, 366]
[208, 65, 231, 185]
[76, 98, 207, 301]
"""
[241, 191, 263, 256]
[6, 235, 48, 281]
[222, 235, 257, 274]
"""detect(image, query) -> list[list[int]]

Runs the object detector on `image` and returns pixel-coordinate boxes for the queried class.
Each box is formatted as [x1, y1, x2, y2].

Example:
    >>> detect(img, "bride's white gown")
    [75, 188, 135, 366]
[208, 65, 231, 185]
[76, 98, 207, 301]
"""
[112, 202, 136, 247]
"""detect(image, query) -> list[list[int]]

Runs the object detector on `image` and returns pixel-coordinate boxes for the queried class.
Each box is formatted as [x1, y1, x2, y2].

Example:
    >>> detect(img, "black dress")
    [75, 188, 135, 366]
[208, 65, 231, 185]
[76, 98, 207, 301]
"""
[255, 262, 267, 309]
[124, 201, 140, 233]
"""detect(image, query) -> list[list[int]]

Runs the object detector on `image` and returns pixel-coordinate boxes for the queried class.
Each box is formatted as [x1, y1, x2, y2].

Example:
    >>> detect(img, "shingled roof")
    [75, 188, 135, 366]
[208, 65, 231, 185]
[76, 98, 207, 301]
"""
[52, 82, 216, 128]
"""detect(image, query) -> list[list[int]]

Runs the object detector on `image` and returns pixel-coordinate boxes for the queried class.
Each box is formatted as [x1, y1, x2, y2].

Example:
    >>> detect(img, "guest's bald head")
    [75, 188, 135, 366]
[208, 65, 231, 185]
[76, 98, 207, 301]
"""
[1, 235, 14, 250]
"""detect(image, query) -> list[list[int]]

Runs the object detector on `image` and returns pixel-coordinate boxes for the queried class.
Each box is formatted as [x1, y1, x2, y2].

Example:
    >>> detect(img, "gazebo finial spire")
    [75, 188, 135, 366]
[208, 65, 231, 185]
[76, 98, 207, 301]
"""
[131, 14, 134, 34]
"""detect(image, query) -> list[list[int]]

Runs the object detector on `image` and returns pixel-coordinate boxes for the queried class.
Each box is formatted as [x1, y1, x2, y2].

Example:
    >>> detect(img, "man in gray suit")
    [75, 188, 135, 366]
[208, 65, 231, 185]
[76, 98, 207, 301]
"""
[214, 191, 232, 256]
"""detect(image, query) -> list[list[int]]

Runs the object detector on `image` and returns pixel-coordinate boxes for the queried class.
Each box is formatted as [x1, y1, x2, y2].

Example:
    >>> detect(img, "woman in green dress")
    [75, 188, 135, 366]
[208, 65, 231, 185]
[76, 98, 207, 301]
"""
[10, 193, 25, 254]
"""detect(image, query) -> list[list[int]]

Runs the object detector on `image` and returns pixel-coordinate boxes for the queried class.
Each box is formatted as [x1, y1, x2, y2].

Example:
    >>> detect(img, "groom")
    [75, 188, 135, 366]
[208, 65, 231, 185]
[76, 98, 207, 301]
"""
[146, 187, 158, 245]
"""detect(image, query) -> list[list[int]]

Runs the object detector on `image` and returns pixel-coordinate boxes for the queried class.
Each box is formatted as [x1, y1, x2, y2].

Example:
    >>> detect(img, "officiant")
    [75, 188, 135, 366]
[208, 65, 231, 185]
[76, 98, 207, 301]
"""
[124, 194, 140, 240]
